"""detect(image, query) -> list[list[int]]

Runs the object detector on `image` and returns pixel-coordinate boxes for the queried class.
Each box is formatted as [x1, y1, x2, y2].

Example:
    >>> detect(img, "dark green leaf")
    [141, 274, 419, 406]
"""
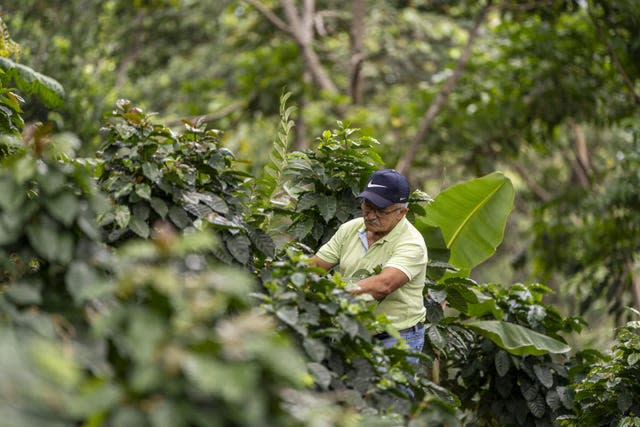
[336, 314, 359, 338]
[5, 282, 42, 305]
[318, 194, 337, 222]
[276, 306, 299, 327]
[150, 197, 168, 218]
[45, 191, 79, 226]
[618, 392, 633, 412]
[533, 364, 554, 388]
[65, 262, 104, 304]
[113, 182, 133, 199]
[248, 228, 275, 257]
[427, 325, 447, 351]
[527, 393, 546, 418]
[129, 216, 150, 238]
[296, 192, 319, 212]
[135, 183, 151, 200]
[303, 338, 327, 362]
[142, 162, 161, 181]
[495, 350, 511, 377]
[292, 217, 313, 240]
[26, 223, 73, 263]
[557, 386, 574, 410]
[0, 177, 24, 210]
[168, 206, 191, 229]
[225, 233, 251, 264]
[307, 362, 332, 390]
[520, 379, 538, 401]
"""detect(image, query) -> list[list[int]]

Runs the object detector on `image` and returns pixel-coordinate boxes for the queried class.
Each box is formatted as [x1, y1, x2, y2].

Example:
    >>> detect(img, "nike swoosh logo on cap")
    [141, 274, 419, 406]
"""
[367, 183, 387, 188]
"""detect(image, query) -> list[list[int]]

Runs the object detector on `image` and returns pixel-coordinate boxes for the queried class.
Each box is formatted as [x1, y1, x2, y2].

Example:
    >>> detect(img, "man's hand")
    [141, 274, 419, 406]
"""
[351, 267, 409, 301]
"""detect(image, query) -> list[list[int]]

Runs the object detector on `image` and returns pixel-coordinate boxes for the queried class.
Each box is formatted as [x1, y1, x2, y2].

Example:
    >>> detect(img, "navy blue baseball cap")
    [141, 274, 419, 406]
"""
[357, 169, 410, 208]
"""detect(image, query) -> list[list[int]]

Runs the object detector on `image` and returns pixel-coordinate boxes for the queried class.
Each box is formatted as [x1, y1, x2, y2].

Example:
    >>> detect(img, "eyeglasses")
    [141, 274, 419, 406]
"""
[361, 201, 403, 217]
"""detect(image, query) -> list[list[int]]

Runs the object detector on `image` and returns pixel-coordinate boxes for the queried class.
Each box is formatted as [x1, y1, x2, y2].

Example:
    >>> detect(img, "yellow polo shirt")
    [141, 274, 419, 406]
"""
[316, 217, 427, 330]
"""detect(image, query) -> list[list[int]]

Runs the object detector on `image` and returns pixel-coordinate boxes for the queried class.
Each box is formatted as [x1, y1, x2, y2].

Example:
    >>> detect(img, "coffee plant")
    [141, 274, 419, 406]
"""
[256, 244, 461, 425]
[283, 123, 384, 249]
[427, 280, 588, 426]
[558, 311, 640, 427]
[0, 132, 111, 335]
[96, 99, 274, 265]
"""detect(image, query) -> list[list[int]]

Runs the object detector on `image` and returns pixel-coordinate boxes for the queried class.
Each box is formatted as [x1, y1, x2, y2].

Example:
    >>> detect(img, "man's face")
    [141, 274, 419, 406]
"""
[361, 200, 407, 235]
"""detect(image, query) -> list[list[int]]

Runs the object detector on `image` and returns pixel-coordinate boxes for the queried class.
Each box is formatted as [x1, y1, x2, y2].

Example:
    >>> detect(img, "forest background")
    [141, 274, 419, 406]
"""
[6, 0, 639, 348]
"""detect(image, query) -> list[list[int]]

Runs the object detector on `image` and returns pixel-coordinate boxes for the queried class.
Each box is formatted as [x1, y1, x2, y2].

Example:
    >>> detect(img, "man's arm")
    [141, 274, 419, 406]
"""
[309, 255, 336, 271]
[352, 267, 409, 301]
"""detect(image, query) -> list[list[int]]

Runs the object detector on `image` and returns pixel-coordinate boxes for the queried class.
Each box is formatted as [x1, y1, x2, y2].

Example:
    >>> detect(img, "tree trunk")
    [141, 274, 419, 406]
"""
[568, 118, 592, 190]
[627, 260, 640, 311]
[349, 0, 365, 105]
[395, 2, 491, 174]
[246, 0, 339, 95]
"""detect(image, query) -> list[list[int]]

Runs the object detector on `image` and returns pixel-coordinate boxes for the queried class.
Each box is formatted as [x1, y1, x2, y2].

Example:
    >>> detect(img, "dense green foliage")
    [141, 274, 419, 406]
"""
[560, 312, 640, 427]
[97, 99, 274, 265]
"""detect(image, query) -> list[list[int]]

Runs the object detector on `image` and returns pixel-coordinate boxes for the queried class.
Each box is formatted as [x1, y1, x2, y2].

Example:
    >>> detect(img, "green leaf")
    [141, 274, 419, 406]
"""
[628, 353, 640, 366]
[318, 194, 337, 222]
[168, 206, 191, 229]
[114, 205, 131, 229]
[142, 162, 161, 181]
[65, 262, 106, 304]
[247, 228, 275, 257]
[533, 364, 554, 388]
[45, 191, 79, 226]
[26, 223, 73, 264]
[336, 314, 359, 338]
[303, 338, 327, 363]
[292, 217, 313, 240]
[307, 362, 332, 389]
[129, 216, 150, 238]
[276, 306, 299, 327]
[0, 177, 24, 210]
[527, 393, 546, 418]
[427, 325, 447, 351]
[135, 183, 151, 200]
[5, 282, 42, 305]
[225, 233, 251, 264]
[545, 389, 562, 411]
[465, 320, 571, 356]
[113, 182, 133, 199]
[495, 350, 511, 377]
[150, 197, 168, 218]
[618, 392, 633, 412]
[296, 192, 320, 212]
[423, 172, 515, 271]
[556, 386, 574, 410]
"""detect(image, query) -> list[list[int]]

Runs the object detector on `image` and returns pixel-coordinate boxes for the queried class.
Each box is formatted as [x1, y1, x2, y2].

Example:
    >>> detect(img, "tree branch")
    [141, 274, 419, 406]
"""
[243, 0, 292, 35]
[396, 1, 491, 174]
[513, 162, 552, 202]
[164, 102, 245, 127]
[587, 4, 640, 106]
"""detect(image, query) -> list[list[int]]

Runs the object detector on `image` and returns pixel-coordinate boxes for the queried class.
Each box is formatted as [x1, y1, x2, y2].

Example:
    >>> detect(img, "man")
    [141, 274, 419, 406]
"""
[310, 169, 428, 353]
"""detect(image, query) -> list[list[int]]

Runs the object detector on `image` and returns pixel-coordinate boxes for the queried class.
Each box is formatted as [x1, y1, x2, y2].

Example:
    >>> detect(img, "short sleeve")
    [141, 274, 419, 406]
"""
[384, 242, 427, 281]
[315, 224, 346, 265]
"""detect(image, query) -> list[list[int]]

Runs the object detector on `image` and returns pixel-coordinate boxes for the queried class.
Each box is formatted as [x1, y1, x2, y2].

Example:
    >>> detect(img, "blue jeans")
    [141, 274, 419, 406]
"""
[376, 323, 425, 364]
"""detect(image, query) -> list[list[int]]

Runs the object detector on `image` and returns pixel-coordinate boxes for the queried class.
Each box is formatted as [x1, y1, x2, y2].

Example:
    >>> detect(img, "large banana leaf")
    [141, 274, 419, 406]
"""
[423, 172, 514, 271]
[465, 320, 571, 356]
